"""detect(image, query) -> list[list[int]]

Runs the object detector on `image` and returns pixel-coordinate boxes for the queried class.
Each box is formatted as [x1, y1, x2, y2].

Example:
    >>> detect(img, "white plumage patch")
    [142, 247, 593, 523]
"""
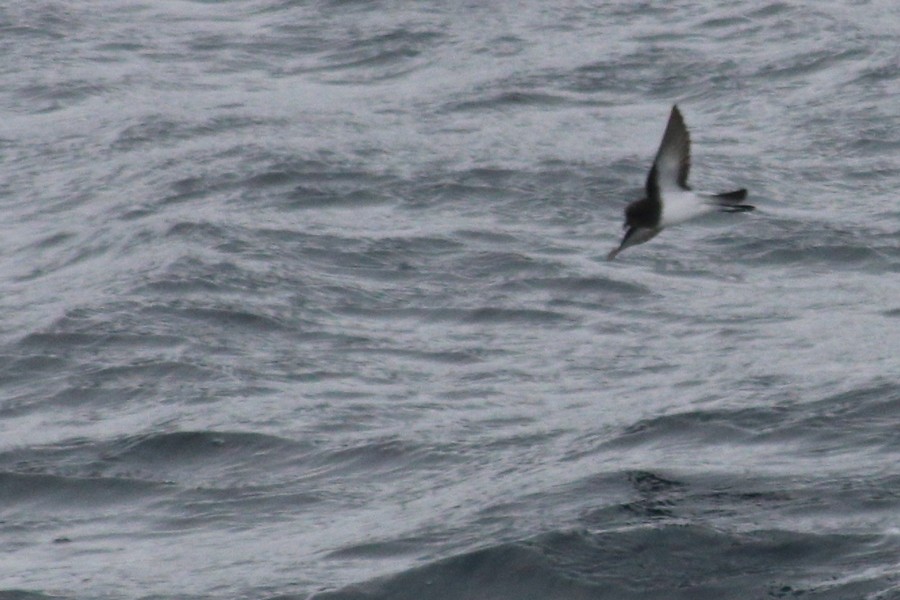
[659, 188, 716, 227]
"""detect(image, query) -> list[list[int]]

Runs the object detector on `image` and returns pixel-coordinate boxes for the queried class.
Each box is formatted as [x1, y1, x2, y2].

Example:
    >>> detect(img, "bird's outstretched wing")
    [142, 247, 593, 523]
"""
[646, 104, 691, 194]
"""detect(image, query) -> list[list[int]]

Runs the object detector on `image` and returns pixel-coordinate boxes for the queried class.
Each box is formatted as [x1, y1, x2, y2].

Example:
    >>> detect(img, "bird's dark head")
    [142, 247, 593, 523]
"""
[624, 197, 657, 229]
[608, 197, 662, 260]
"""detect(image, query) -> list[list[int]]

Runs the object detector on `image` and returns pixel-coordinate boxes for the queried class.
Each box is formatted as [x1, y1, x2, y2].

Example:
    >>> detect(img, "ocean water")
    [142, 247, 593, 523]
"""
[1, 1, 899, 598]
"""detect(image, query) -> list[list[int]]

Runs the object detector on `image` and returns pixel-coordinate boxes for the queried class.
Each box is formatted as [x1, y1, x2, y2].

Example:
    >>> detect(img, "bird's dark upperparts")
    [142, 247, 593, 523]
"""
[607, 105, 754, 260]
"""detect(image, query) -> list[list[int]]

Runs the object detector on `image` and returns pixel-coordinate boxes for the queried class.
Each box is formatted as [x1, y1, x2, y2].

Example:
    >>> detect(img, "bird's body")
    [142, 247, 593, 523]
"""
[661, 188, 716, 225]
[607, 105, 753, 260]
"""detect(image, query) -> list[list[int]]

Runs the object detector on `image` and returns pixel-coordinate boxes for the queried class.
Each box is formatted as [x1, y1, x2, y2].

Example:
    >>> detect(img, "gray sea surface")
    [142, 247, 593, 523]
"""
[1, 1, 899, 599]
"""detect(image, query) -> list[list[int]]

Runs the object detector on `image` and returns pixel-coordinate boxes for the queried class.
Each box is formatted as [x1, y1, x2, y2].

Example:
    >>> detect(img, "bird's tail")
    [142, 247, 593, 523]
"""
[712, 188, 754, 212]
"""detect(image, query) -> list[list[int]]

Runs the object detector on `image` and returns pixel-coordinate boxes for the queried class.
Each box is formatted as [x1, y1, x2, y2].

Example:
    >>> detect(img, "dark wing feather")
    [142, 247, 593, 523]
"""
[650, 105, 691, 190]
[643, 163, 661, 207]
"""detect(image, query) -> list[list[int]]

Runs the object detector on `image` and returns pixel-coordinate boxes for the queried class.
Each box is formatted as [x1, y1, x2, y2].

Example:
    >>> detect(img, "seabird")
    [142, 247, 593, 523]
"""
[607, 105, 754, 260]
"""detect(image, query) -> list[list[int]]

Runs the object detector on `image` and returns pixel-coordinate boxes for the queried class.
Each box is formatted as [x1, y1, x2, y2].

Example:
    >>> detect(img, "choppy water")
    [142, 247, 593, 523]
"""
[1, 1, 899, 599]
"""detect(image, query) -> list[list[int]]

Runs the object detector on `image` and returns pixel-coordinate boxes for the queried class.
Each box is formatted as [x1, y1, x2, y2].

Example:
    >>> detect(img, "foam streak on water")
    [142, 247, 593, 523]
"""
[1, 1, 899, 599]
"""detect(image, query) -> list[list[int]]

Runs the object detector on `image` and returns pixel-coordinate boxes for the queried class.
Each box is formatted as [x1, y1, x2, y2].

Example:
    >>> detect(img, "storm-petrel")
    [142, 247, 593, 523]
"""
[607, 105, 753, 260]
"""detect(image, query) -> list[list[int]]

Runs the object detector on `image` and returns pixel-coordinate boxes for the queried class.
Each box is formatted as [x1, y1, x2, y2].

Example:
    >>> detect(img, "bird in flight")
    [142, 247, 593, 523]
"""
[607, 105, 754, 260]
